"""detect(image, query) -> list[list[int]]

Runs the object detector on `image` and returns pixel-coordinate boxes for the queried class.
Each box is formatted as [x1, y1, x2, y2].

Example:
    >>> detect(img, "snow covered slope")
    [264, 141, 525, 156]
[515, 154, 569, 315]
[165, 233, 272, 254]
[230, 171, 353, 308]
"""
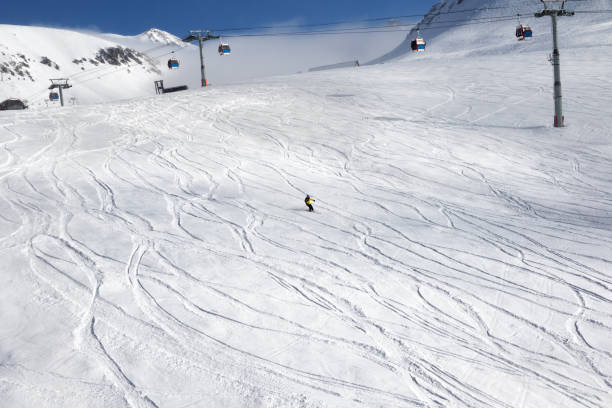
[0, 25, 167, 106]
[370, 0, 612, 63]
[1, 2, 612, 408]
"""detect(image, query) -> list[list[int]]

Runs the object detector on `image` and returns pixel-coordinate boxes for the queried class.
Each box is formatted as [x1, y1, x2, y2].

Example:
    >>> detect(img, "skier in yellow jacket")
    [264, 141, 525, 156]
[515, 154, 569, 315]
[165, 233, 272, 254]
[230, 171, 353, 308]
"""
[304, 195, 315, 212]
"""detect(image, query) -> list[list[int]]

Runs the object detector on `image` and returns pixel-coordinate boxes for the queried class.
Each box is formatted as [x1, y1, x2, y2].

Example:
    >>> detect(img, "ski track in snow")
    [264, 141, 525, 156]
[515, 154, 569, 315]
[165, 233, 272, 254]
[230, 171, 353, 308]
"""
[1, 53, 612, 408]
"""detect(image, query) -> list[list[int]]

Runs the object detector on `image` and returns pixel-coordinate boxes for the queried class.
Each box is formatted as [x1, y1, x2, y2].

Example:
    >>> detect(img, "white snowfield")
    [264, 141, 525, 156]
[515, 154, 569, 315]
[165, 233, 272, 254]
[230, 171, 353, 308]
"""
[1, 2, 612, 408]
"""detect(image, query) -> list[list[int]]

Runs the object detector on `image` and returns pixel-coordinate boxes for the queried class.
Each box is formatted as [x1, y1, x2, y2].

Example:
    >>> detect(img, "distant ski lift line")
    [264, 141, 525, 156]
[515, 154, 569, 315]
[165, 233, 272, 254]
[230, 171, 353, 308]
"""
[27, 3, 607, 92]
[100, 7, 582, 75]
[207, 0, 601, 36]
[62, 13, 533, 91]
[22, 6, 612, 101]
[15, 8, 584, 100]
[216, 6, 612, 39]
[208, 6, 510, 33]
[219, 15, 527, 38]
[29, 5, 612, 83]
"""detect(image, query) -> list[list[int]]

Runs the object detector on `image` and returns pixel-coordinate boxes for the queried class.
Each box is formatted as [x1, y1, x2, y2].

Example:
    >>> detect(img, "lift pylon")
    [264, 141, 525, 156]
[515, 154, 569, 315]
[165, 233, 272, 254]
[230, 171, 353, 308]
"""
[183, 30, 220, 87]
[49, 78, 72, 107]
[535, 0, 574, 127]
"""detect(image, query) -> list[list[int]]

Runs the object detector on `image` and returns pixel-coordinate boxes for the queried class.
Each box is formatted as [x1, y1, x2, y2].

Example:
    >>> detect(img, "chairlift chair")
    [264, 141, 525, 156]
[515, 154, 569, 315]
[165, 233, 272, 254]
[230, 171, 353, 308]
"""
[167, 58, 180, 69]
[218, 42, 231, 56]
[49, 92, 59, 101]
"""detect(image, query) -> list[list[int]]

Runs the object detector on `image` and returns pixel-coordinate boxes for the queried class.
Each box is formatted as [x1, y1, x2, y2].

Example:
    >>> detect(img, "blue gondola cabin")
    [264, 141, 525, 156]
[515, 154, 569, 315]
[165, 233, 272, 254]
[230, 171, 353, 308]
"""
[218, 43, 231, 55]
[516, 25, 532, 40]
[167, 58, 179, 69]
[49, 92, 59, 101]
[411, 37, 426, 52]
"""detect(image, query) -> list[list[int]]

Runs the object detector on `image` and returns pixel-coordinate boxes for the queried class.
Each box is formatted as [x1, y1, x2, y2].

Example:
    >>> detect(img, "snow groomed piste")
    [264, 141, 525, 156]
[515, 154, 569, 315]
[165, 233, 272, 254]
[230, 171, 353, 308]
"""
[1, 1, 612, 407]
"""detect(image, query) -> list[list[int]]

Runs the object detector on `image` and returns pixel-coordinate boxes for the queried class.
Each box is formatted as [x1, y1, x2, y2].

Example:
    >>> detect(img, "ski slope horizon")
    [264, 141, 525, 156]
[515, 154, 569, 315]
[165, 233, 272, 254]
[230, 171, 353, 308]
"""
[1, 1, 612, 407]
[2, 0, 610, 107]
[0, 23, 406, 107]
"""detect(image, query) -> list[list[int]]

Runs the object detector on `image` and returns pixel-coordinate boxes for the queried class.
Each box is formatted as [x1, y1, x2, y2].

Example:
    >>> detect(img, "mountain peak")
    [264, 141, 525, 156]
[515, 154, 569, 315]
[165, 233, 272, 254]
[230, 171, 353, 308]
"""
[139, 28, 185, 47]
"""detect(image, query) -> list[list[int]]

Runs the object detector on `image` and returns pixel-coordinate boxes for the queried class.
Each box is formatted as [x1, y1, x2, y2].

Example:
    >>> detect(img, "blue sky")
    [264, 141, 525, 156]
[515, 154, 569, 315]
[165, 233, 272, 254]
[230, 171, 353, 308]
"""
[4, 1, 432, 36]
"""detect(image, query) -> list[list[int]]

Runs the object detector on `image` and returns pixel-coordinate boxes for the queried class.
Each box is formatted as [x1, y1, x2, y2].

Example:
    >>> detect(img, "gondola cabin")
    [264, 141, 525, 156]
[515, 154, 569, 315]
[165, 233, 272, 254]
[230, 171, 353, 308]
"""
[218, 43, 231, 55]
[49, 92, 59, 101]
[167, 58, 180, 69]
[516, 25, 532, 41]
[411, 37, 426, 52]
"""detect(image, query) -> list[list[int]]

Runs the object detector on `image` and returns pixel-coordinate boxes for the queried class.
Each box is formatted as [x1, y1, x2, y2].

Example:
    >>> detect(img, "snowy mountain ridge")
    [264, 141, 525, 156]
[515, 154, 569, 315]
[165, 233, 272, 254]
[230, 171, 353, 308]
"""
[137, 28, 186, 47]
[0, 24, 169, 106]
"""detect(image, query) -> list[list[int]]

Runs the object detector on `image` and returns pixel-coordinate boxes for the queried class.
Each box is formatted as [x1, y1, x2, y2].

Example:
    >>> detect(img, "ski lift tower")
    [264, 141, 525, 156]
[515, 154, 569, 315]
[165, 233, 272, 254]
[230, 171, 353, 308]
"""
[182, 30, 220, 87]
[49, 78, 72, 107]
[535, 0, 574, 127]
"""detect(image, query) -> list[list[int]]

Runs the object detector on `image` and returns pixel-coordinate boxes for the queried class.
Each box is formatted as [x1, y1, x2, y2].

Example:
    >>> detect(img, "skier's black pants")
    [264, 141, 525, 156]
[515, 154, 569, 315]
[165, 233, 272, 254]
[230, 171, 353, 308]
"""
[307, 204, 314, 212]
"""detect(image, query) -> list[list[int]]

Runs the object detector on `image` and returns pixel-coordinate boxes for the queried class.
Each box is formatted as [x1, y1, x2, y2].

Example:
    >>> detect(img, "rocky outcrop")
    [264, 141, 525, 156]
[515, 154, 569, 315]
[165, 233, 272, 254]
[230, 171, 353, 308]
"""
[69, 46, 161, 74]
[40, 56, 60, 70]
[1, 53, 33, 81]
[94, 46, 143, 66]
